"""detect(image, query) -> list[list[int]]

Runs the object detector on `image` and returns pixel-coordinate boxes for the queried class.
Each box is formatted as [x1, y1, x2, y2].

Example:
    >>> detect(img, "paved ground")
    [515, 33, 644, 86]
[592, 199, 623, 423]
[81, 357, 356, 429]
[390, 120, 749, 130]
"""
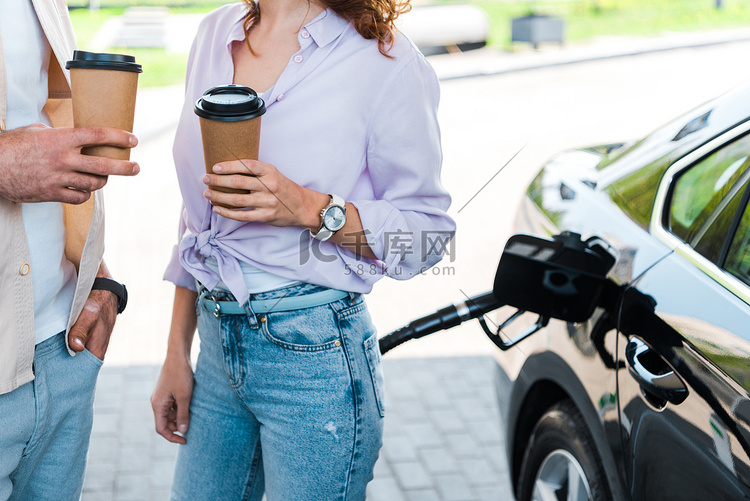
[77, 13, 750, 500]
[82, 358, 511, 501]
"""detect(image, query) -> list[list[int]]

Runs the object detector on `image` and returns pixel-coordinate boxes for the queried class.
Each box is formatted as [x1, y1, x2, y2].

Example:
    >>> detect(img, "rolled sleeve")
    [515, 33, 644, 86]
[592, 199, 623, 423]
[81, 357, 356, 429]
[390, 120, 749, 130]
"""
[349, 51, 455, 279]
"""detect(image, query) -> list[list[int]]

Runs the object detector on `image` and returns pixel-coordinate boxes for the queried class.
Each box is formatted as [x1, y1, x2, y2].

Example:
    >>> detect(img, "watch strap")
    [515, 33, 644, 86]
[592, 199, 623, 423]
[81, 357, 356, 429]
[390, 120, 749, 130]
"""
[92, 277, 128, 314]
[312, 225, 335, 242]
[328, 194, 345, 210]
[311, 194, 346, 242]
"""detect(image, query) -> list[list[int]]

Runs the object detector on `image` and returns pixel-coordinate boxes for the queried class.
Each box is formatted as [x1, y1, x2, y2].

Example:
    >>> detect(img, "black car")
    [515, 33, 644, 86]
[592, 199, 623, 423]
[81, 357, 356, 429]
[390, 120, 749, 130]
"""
[495, 82, 750, 500]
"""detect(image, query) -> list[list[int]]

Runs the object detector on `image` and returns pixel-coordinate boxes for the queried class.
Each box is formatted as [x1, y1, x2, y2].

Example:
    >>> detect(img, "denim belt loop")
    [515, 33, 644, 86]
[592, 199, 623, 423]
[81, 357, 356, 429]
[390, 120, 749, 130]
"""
[242, 300, 259, 328]
[348, 291, 358, 305]
[197, 286, 215, 316]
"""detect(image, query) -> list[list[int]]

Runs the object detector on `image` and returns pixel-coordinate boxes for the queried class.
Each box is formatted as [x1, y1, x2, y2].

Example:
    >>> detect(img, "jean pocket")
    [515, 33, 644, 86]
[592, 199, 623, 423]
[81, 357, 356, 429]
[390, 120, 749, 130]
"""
[363, 332, 386, 418]
[261, 305, 342, 352]
[80, 348, 104, 369]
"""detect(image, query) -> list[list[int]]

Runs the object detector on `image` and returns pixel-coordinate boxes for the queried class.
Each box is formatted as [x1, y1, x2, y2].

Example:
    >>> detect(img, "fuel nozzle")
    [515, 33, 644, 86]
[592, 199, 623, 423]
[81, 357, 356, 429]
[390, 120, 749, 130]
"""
[492, 232, 616, 323]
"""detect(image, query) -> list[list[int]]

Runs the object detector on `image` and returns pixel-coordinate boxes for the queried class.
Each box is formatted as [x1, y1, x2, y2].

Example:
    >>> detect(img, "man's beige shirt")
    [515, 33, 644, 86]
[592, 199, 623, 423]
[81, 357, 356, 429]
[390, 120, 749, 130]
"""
[0, 0, 106, 394]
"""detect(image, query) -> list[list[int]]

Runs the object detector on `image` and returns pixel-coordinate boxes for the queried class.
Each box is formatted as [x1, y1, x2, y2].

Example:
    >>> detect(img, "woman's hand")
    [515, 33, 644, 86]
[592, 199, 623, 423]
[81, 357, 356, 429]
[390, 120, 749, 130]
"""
[151, 355, 195, 444]
[204, 159, 327, 229]
[152, 286, 198, 444]
[204, 160, 377, 258]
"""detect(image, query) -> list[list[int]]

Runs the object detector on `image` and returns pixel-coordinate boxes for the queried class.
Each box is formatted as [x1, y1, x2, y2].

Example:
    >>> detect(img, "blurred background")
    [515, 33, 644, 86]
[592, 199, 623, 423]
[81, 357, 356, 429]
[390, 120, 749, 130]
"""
[67, 0, 750, 86]
[67, 1, 750, 499]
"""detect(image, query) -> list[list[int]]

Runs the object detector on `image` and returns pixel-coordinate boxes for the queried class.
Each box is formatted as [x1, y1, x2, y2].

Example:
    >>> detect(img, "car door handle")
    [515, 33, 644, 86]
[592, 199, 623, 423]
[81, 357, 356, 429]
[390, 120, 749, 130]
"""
[626, 337, 688, 405]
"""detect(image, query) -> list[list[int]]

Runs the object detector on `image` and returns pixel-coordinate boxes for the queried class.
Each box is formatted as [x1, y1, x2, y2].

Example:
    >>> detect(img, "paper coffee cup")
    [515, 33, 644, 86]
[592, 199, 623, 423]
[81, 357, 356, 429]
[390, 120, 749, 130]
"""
[194, 85, 266, 209]
[66, 51, 142, 160]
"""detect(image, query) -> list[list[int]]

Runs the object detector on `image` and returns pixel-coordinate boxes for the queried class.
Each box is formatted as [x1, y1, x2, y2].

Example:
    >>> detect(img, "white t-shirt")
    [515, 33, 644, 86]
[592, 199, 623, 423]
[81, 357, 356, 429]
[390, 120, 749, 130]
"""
[0, 0, 77, 345]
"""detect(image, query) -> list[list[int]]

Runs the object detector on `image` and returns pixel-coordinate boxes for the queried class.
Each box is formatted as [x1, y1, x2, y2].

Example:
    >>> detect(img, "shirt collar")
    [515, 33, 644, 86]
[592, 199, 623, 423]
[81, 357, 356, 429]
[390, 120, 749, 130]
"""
[228, 7, 249, 45]
[304, 9, 351, 48]
[227, 7, 350, 48]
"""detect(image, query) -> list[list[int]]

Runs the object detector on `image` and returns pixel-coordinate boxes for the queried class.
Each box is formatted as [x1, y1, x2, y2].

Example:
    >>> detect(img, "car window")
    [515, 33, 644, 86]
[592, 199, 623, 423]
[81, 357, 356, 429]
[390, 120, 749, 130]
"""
[693, 181, 750, 264]
[668, 134, 750, 246]
[725, 202, 750, 286]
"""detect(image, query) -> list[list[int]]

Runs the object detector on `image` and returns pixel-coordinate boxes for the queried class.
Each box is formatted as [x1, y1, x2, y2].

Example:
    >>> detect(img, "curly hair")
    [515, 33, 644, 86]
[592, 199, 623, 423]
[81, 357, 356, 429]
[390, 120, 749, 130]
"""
[240, 0, 411, 57]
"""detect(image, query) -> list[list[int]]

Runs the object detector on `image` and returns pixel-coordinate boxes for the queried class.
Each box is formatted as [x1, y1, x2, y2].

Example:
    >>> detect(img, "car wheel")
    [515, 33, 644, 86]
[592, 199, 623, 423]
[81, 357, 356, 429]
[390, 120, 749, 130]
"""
[516, 400, 611, 501]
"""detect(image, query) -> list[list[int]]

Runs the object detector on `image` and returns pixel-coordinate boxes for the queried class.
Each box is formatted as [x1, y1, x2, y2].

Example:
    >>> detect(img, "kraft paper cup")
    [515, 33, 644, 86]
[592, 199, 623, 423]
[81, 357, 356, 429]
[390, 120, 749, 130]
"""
[66, 51, 142, 160]
[194, 85, 266, 209]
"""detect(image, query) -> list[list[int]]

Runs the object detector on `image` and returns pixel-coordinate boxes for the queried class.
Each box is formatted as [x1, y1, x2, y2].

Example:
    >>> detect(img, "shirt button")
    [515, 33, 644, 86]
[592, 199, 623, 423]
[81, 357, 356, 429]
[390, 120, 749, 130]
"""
[301, 30, 310, 39]
[293, 55, 303, 63]
[276, 94, 285, 102]
[19, 263, 29, 276]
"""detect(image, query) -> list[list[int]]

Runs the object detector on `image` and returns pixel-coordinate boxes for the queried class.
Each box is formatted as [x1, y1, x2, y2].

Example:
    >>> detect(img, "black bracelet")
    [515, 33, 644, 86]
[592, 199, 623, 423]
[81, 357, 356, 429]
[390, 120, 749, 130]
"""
[92, 277, 128, 314]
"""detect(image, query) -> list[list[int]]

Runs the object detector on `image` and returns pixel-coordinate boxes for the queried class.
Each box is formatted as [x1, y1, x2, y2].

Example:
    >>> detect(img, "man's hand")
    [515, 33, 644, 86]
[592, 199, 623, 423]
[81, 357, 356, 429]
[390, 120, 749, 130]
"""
[0, 123, 139, 204]
[67, 288, 119, 361]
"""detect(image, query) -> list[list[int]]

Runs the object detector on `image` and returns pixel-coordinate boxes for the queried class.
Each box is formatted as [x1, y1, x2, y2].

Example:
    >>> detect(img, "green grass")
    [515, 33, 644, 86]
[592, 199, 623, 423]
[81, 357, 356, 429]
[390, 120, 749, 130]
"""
[474, 0, 750, 49]
[69, 5, 224, 87]
[116, 48, 192, 87]
[68, 7, 125, 47]
[69, 0, 750, 87]
[68, 0, 222, 7]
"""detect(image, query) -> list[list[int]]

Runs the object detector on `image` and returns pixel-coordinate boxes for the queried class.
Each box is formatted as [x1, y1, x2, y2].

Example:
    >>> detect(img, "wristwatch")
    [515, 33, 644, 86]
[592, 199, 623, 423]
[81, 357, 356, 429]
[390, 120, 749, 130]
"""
[91, 277, 128, 314]
[311, 194, 347, 242]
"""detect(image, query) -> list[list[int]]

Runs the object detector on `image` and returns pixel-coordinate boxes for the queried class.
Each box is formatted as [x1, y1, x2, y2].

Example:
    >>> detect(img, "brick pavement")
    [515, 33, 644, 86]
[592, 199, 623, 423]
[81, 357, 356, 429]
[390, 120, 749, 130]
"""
[82, 356, 513, 501]
[368, 357, 513, 501]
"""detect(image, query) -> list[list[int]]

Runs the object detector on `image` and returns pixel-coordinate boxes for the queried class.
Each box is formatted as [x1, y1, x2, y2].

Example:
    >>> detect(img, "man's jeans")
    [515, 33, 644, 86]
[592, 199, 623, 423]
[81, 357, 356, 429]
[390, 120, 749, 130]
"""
[0, 332, 102, 501]
[171, 283, 386, 501]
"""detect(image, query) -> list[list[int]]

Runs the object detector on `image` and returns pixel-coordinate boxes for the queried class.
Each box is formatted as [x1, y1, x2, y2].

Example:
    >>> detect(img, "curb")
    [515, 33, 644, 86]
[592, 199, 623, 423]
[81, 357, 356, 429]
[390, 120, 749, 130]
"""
[430, 28, 750, 82]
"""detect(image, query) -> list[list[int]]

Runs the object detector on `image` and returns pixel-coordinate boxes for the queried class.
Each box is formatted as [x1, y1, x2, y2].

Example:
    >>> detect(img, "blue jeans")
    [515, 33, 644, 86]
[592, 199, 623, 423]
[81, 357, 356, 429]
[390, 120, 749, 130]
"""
[171, 283, 386, 501]
[0, 332, 102, 501]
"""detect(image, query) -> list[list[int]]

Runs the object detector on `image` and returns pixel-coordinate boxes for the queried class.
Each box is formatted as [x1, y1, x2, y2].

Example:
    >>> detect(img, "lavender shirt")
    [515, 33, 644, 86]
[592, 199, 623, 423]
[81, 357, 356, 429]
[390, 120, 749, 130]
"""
[164, 4, 455, 305]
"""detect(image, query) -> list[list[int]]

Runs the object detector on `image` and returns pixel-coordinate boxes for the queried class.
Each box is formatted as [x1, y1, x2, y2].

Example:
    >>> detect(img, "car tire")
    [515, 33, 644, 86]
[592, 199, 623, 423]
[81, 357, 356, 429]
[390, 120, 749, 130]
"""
[516, 400, 611, 501]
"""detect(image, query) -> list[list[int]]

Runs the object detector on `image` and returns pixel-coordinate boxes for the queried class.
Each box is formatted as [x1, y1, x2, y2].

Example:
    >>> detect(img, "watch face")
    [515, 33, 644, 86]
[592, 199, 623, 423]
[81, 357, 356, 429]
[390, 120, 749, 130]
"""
[323, 206, 346, 232]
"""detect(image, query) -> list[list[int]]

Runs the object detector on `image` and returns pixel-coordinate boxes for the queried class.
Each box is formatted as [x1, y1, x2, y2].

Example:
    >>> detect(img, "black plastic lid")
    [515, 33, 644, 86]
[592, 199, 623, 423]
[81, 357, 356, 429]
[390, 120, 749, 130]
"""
[194, 85, 266, 122]
[65, 50, 142, 73]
